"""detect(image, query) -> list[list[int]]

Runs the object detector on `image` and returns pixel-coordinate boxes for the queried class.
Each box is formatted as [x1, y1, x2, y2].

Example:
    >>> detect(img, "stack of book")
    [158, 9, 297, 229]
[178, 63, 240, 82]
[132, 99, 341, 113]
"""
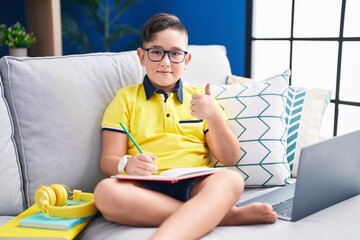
[0, 204, 95, 239]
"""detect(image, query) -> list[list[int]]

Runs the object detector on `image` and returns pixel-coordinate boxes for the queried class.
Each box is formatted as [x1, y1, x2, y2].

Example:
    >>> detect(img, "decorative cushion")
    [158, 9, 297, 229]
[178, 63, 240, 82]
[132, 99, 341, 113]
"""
[286, 86, 331, 176]
[0, 74, 24, 215]
[227, 74, 331, 177]
[212, 70, 291, 186]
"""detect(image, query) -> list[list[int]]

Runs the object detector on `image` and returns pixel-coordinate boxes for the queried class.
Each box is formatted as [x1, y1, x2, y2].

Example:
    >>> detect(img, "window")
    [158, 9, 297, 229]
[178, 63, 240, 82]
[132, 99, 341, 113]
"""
[247, 0, 360, 137]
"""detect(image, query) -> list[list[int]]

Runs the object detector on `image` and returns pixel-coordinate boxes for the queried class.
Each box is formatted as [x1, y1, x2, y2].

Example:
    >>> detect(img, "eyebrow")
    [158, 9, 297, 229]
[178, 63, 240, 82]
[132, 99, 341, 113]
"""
[149, 45, 184, 51]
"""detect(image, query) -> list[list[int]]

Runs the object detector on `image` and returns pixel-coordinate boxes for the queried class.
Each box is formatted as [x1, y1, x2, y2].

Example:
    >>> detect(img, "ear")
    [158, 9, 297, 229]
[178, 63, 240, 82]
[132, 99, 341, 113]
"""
[137, 48, 146, 66]
[184, 53, 192, 67]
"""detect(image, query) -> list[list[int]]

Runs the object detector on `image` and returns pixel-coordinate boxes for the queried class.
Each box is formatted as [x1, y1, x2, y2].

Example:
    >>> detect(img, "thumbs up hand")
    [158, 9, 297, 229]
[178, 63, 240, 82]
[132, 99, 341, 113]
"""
[205, 82, 211, 96]
[190, 83, 220, 120]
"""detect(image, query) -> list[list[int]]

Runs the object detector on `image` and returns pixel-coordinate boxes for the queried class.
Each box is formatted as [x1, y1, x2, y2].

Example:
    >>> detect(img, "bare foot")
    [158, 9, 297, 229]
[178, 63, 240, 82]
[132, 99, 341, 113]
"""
[221, 202, 277, 225]
[235, 202, 277, 225]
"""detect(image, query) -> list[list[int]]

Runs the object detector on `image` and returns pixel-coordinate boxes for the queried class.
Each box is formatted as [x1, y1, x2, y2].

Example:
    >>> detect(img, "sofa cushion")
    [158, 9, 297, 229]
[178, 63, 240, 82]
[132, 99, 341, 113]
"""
[183, 45, 231, 85]
[0, 74, 24, 215]
[0, 45, 232, 209]
[285, 86, 331, 176]
[0, 52, 145, 208]
[228, 75, 331, 176]
[211, 70, 291, 186]
[77, 194, 360, 240]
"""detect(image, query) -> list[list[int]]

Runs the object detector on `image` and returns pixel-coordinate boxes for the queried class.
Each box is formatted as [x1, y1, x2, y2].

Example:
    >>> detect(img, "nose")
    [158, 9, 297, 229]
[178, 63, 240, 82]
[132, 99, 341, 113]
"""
[160, 52, 171, 66]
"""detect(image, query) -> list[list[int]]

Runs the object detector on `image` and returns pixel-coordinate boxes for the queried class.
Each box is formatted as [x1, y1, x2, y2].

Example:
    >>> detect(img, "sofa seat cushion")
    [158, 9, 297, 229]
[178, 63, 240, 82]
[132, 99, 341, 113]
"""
[76, 191, 360, 240]
[0, 216, 14, 226]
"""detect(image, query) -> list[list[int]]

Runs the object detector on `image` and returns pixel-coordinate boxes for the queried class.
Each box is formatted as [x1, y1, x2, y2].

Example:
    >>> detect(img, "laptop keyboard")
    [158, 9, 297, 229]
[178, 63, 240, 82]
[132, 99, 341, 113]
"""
[272, 197, 294, 219]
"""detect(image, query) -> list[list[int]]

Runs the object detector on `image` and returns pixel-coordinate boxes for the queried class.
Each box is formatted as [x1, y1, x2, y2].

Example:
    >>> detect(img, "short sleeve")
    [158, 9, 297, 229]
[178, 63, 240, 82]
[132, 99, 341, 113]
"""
[101, 89, 130, 132]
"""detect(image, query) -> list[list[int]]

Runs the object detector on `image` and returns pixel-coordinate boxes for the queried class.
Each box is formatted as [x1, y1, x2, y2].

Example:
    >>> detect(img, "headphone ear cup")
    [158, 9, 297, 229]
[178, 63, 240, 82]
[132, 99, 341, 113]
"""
[35, 184, 97, 218]
[50, 184, 68, 206]
[34, 185, 56, 213]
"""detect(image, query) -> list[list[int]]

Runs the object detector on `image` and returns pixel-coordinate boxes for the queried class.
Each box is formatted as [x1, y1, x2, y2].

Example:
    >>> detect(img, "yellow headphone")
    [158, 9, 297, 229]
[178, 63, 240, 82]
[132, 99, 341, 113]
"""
[35, 184, 97, 218]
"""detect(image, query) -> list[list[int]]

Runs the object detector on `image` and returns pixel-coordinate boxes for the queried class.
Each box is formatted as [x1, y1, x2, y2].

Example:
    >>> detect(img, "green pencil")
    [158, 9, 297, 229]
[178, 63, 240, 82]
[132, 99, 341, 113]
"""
[119, 122, 143, 153]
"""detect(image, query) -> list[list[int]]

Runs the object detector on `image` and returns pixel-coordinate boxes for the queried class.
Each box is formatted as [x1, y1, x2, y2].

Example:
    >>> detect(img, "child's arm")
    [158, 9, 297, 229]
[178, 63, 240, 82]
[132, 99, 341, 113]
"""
[191, 84, 240, 165]
[100, 131, 128, 176]
[100, 131, 157, 176]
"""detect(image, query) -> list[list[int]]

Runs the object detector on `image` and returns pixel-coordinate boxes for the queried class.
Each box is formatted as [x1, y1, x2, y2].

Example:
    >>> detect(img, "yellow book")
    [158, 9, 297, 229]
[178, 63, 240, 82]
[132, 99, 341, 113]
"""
[0, 204, 94, 239]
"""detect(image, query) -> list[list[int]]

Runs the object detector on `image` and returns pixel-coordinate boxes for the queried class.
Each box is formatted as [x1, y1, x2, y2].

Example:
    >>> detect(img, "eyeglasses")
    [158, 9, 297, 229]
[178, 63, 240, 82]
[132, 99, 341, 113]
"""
[142, 48, 188, 64]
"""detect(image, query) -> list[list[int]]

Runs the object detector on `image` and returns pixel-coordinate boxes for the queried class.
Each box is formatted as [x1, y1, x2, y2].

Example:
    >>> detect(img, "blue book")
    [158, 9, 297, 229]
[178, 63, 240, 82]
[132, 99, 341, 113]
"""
[19, 211, 90, 230]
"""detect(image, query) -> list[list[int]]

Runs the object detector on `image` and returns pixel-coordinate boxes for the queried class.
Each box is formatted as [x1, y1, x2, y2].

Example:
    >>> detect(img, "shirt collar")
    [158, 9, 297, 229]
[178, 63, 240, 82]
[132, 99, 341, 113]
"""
[143, 75, 183, 103]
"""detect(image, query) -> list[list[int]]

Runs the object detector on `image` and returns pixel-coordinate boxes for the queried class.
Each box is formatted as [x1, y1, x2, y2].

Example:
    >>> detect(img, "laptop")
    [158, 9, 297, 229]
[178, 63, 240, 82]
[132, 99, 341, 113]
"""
[236, 130, 360, 221]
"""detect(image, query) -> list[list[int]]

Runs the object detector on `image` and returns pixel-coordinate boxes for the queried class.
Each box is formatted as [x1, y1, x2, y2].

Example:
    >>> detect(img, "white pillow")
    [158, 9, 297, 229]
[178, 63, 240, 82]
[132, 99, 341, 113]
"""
[211, 70, 291, 186]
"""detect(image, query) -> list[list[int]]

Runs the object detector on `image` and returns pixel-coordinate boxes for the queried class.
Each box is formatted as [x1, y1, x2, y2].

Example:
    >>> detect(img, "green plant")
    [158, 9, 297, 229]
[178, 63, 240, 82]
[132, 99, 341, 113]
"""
[0, 22, 36, 48]
[62, 0, 141, 53]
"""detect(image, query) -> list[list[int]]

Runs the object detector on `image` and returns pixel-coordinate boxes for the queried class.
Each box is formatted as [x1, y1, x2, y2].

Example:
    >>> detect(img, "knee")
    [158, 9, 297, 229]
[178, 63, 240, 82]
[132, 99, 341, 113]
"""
[94, 178, 137, 223]
[94, 179, 109, 204]
[94, 179, 117, 214]
[220, 169, 245, 198]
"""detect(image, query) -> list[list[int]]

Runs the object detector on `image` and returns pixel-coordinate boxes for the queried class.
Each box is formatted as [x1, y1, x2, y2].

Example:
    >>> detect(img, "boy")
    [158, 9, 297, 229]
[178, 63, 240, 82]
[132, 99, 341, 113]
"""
[94, 13, 277, 240]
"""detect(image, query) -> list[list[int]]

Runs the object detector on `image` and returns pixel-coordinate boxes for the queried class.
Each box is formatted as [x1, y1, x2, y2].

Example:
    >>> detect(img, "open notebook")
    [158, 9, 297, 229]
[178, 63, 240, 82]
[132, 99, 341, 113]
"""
[112, 167, 224, 183]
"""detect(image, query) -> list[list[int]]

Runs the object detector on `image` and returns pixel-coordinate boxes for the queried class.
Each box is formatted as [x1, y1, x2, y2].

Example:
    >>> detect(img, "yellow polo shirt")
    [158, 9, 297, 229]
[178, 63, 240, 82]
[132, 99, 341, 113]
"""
[101, 76, 220, 173]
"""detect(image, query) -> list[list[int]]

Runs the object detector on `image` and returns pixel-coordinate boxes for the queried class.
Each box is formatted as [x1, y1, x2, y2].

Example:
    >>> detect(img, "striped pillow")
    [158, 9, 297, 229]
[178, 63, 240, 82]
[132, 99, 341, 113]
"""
[286, 87, 331, 176]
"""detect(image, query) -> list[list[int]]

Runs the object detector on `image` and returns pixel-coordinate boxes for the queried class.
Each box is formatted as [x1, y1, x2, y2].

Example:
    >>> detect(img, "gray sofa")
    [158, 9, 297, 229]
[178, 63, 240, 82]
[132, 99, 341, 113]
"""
[0, 45, 359, 239]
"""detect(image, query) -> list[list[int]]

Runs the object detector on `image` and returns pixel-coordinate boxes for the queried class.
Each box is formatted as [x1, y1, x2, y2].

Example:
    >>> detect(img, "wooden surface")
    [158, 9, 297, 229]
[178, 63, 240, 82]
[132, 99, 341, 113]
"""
[26, 0, 62, 56]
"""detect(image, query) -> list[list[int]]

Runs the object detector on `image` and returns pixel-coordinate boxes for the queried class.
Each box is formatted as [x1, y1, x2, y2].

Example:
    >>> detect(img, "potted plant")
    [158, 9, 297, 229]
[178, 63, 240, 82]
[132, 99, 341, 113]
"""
[0, 22, 36, 57]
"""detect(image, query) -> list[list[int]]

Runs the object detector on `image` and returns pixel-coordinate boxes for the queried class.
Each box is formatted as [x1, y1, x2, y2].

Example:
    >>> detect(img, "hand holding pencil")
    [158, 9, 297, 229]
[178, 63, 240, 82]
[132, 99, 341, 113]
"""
[119, 122, 158, 176]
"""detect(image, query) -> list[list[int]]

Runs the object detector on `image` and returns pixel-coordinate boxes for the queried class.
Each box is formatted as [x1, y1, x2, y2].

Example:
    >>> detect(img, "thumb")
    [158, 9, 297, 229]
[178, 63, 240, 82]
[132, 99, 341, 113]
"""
[205, 83, 211, 95]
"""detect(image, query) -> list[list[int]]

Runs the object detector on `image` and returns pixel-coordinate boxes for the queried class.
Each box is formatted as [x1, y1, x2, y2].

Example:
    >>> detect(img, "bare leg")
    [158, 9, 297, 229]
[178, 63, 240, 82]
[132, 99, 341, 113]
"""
[150, 169, 276, 240]
[94, 178, 182, 226]
[95, 169, 277, 240]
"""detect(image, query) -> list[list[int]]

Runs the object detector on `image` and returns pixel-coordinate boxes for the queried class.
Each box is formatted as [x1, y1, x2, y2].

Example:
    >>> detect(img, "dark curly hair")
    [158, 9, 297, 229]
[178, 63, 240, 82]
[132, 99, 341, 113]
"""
[141, 13, 188, 46]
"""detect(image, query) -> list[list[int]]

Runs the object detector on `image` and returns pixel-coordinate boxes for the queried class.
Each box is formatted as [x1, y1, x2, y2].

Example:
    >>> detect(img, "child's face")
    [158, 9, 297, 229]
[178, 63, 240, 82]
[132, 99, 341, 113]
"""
[137, 29, 191, 93]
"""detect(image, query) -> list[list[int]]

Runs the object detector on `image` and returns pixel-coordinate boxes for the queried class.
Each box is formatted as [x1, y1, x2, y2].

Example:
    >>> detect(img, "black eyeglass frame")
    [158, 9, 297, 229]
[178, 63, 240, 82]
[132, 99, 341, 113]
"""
[142, 47, 188, 64]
